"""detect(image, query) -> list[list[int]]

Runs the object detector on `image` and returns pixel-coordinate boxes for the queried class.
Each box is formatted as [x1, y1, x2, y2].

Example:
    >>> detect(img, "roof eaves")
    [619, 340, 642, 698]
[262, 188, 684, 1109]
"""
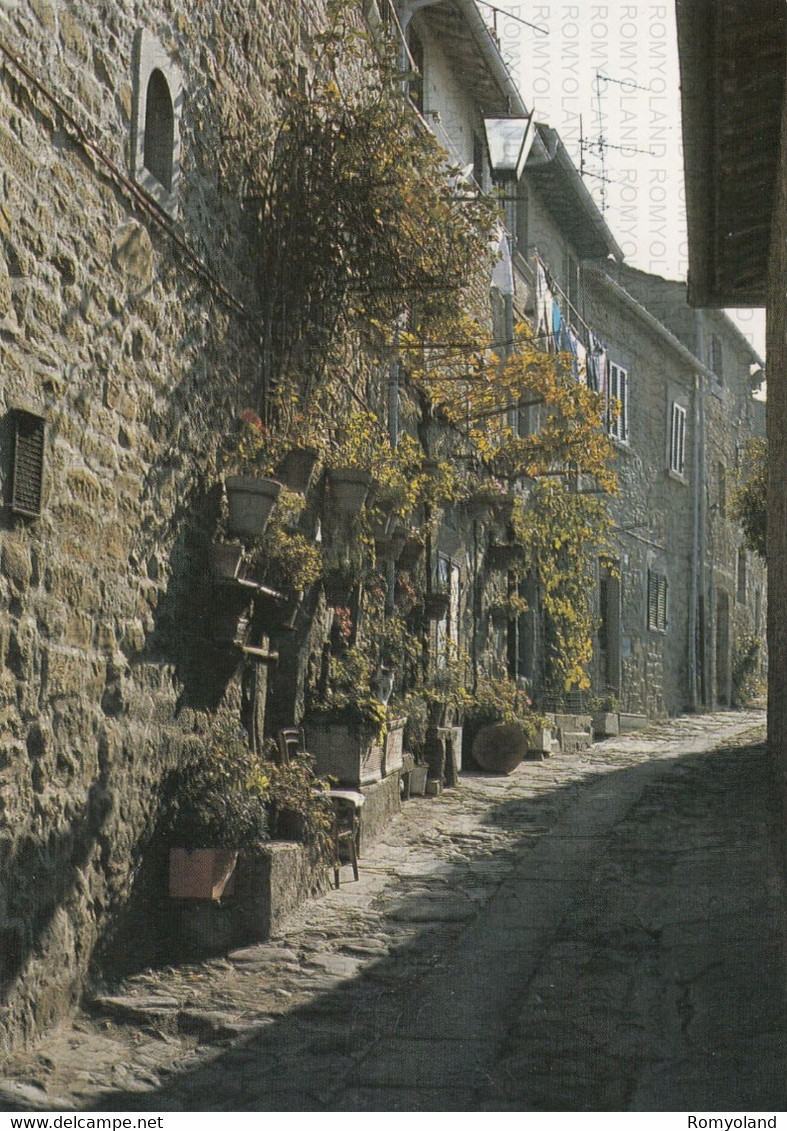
[586, 266, 716, 382]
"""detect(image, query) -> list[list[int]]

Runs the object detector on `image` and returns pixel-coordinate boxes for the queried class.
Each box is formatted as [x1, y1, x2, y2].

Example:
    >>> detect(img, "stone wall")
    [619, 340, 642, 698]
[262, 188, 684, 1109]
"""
[0, 0, 333, 1054]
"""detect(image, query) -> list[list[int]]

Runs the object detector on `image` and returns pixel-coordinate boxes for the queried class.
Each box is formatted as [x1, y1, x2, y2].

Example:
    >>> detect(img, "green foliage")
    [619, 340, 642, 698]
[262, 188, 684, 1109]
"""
[255, 2, 498, 394]
[513, 482, 613, 693]
[259, 746, 334, 855]
[163, 722, 270, 850]
[731, 633, 765, 707]
[730, 438, 766, 559]
[310, 646, 389, 732]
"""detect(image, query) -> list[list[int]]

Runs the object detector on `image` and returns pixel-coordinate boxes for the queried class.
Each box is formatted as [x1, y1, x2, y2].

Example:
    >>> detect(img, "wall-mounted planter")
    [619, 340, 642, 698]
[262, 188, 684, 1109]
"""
[323, 566, 357, 607]
[275, 446, 320, 495]
[225, 475, 281, 539]
[471, 720, 528, 774]
[212, 607, 250, 647]
[489, 603, 513, 629]
[306, 719, 382, 786]
[168, 848, 238, 900]
[463, 496, 493, 523]
[327, 468, 372, 517]
[397, 532, 424, 571]
[424, 591, 450, 620]
[209, 541, 244, 581]
[486, 542, 526, 572]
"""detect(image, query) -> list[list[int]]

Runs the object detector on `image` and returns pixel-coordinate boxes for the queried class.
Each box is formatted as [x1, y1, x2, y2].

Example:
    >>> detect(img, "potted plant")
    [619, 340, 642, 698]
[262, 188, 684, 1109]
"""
[487, 593, 529, 629]
[463, 478, 509, 523]
[244, 495, 323, 627]
[306, 647, 389, 785]
[486, 540, 527, 572]
[466, 677, 536, 775]
[164, 722, 271, 900]
[222, 409, 283, 539]
[424, 589, 450, 620]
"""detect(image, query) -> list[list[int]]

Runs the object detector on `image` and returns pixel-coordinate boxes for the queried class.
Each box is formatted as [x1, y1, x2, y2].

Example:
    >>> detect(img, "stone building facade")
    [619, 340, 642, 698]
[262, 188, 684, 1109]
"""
[0, 0, 341, 1053]
[583, 264, 765, 717]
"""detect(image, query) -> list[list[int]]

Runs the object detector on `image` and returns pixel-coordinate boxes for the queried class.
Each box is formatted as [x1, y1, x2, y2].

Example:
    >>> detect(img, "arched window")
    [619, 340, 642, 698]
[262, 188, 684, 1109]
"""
[143, 69, 174, 191]
[132, 30, 182, 215]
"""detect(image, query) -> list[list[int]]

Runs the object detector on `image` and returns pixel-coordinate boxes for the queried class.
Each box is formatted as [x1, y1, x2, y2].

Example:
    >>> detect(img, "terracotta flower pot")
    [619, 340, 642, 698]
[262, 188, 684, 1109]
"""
[327, 468, 372, 517]
[275, 446, 320, 494]
[471, 721, 527, 774]
[225, 476, 281, 539]
[168, 848, 238, 900]
[209, 541, 244, 581]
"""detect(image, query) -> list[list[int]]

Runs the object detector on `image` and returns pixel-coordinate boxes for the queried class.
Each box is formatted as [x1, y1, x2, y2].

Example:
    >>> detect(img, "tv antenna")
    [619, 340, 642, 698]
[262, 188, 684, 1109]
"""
[580, 70, 655, 213]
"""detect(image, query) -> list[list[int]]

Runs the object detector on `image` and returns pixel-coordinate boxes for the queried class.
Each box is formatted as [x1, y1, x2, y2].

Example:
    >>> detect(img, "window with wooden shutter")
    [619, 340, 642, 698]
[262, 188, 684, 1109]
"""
[647, 569, 667, 632]
[10, 409, 45, 517]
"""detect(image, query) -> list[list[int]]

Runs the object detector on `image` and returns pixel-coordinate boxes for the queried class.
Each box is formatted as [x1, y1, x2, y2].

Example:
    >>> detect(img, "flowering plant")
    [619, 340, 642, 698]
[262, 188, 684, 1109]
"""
[221, 409, 287, 477]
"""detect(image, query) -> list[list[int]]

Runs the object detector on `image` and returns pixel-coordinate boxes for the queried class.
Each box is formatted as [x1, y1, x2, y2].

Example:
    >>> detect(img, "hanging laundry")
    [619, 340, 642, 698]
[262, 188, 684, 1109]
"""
[536, 260, 553, 346]
[491, 226, 514, 297]
[587, 331, 609, 397]
[551, 298, 563, 353]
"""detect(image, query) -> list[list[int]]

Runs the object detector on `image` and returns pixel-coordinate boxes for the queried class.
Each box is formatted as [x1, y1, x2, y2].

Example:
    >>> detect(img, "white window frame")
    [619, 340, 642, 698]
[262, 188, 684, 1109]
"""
[131, 29, 182, 216]
[669, 401, 687, 476]
[608, 362, 629, 443]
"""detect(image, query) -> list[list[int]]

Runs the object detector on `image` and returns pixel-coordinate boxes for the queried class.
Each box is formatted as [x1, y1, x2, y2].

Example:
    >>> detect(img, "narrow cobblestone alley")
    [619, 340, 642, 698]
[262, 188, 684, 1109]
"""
[1, 710, 784, 1113]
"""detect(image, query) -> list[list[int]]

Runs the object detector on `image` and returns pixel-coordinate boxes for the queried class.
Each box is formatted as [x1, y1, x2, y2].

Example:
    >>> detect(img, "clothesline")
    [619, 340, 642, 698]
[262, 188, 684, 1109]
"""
[532, 251, 610, 396]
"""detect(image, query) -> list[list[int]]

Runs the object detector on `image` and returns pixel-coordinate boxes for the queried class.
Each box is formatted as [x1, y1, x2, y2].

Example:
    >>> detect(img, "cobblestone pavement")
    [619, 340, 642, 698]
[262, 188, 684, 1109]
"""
[1, 709, 784, 1112]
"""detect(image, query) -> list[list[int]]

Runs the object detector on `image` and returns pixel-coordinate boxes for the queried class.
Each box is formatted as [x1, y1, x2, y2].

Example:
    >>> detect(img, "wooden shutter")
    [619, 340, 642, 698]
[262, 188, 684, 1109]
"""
[11, 410, 45, 517]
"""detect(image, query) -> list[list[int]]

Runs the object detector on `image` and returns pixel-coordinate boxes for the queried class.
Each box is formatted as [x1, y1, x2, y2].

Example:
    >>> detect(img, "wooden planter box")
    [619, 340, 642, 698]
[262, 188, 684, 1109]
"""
[169, 848, 238, 900]
[306, 720, 383, 786]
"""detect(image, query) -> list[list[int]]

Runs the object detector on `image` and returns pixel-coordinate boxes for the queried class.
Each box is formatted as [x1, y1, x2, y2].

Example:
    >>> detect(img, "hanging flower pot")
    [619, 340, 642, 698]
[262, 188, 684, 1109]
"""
[209, 541, 244, 581]
[212, 607, 250, 647]
[397, 532, 425, 570]
[493, 495, 516, 524]
[225, 476, 281, 539]
[424, 590, 450, 620]
[275, 446, 320, 494]
[327, 468, 372, 517]
[463, 496, 493, 523]
[489, 603, 512, 629]
[323, 565, 358, 607]
[486, 542, 526, 572]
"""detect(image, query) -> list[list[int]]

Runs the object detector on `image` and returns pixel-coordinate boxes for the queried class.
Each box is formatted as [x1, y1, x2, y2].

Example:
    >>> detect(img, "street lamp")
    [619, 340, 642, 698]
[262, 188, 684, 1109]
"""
[483, 113, 536, 182]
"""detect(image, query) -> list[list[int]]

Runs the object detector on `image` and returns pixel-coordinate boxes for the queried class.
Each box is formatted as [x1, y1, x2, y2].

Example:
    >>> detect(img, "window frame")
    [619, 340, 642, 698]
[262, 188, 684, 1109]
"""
[608, 361, 629, 443]
[132, 29, 182, 216]
[669, 401, 687, 477]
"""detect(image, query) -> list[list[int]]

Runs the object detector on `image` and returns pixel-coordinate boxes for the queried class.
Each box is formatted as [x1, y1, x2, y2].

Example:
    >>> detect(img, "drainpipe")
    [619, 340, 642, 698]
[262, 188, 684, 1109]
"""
[386, 324, 401, 614]
[693, 310, 708, 709]
[689, 371, 701, 711]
